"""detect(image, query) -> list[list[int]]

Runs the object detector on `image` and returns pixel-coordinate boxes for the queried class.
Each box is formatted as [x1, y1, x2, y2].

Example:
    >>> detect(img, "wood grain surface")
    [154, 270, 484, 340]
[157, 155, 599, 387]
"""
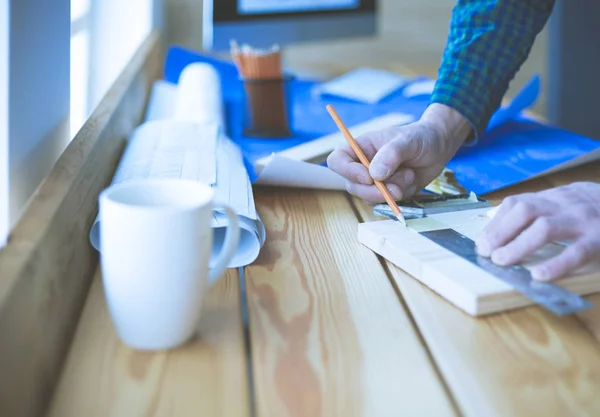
[46, 268, 250, 417]
[14, 37, 598, 417]
[352, 166, 600, 416]
[358, 207, 600, 315]
[0, 32, 163, 417]
[245, 188, 457, 417]
[544, 163, 600, 344]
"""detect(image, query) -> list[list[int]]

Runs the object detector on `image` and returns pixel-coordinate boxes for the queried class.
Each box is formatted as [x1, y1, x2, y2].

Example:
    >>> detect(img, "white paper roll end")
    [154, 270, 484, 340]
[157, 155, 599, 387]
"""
[174, 62, 224, 127]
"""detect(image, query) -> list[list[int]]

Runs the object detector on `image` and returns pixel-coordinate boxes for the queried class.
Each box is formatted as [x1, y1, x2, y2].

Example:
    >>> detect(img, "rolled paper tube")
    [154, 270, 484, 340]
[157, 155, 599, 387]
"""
[174, 62, 224, 128]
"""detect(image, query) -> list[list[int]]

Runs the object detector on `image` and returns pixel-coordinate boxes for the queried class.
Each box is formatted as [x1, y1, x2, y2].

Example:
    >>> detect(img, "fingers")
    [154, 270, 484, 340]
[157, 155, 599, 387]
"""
[489, 217, 575, 266]
[473, 185, 600, 281]
[345, 170, 417, 203]
[327, 151, 372, 185]
[369, 134, 420, 181]
[476, 199, 544, 257]
[327, 140, 379, 185]
[479, 194, 534, 234]
[531, 237, 600, 281]
[346, 182, 401, 203]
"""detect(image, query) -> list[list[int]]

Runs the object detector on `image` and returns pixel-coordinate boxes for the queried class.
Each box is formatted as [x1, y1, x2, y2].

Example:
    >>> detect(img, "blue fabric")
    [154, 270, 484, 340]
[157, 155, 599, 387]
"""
[164, 45, 600, 195]
[448, 117, 600, 194]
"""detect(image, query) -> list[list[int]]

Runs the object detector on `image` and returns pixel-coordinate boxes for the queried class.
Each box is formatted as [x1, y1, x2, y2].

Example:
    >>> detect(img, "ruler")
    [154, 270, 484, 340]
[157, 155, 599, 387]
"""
[419, 228, 593, 315]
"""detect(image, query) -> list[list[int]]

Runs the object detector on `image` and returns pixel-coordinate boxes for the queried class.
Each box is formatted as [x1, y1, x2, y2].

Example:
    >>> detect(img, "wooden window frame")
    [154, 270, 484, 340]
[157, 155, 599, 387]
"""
[0, 32, 164, 417]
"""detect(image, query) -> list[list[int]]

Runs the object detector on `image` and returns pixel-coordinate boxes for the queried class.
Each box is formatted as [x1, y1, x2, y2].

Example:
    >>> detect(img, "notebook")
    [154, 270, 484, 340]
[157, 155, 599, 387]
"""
[315, 67, 407, 104]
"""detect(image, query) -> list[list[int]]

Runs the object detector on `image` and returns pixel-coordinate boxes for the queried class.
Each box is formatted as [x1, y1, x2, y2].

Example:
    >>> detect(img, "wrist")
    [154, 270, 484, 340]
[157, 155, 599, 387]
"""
[420, 103, 473, 149]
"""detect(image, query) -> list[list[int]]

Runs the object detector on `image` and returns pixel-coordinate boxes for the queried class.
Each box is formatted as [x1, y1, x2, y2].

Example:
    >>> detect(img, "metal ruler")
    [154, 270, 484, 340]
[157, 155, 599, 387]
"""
[419, 228, 593, 315]
[373, 193, 491, 220]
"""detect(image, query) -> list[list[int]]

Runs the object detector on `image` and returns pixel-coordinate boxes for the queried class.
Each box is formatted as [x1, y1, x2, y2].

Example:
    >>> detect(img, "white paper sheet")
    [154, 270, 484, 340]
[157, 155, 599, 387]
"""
[144, 80, 177, 122]
[211, 135, 266, 267]
[254, 154, 346, 189]
[253, 112, 414, 189]
[89, 119, 219, 246]
[314, 67, 406, 104]
[402, 79, 436, 98]
[110, 119, 218, 186]
[255, 112, 415, 169]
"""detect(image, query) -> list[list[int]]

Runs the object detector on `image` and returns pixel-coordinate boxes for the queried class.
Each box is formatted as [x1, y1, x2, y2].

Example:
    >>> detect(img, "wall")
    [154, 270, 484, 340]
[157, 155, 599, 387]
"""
[165, 0, 548, 115]
[165, 0, 204, 50]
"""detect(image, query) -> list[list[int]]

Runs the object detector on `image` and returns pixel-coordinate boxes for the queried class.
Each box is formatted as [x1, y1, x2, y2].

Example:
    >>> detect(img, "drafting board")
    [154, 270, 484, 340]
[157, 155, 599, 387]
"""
[358, 208, 600, 316]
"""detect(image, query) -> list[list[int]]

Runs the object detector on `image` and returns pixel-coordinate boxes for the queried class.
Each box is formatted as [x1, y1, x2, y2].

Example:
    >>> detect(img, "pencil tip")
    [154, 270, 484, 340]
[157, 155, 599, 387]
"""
[396, 214, 407, 226]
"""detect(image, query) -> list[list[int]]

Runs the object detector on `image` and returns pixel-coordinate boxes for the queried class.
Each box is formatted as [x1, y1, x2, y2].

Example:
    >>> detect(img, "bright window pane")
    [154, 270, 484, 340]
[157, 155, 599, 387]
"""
[0, 0, 8, 247]
[89, 0, 152, 109]
[70, 29, 89, 137]
[71, 0, 90, 21]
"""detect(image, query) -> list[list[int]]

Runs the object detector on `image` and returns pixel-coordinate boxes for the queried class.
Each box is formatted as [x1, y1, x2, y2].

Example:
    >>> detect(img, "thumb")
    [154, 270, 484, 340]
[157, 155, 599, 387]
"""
[369, 137, 415, 181]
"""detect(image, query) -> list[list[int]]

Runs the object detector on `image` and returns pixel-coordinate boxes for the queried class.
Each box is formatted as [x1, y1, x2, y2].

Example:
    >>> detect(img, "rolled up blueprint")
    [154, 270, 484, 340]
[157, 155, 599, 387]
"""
[172, 61, 266, 267]
[173, 62, 225, 128]
[90, 61, 266, 268]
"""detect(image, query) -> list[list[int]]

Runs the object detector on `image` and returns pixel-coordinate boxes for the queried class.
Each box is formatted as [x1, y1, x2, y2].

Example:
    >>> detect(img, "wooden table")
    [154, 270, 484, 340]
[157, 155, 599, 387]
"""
[45, 159, 600, 417]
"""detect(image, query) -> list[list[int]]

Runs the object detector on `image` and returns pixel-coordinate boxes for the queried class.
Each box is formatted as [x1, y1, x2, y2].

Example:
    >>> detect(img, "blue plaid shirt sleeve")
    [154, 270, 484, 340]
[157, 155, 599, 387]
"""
[430, 0, 555, 142]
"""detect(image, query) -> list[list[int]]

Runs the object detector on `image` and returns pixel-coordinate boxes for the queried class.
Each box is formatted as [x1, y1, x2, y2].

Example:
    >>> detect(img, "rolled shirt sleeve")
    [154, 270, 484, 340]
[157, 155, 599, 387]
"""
[430, 0, 555, 142]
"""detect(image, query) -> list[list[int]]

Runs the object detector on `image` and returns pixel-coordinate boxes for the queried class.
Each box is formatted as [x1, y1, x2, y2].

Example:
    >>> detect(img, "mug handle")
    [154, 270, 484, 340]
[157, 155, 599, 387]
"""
[209, 205, 240, 285]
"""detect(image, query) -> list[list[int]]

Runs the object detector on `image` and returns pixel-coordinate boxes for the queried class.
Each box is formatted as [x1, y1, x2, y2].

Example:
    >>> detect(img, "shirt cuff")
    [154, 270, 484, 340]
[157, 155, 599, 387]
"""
[430, 79, 492, 146]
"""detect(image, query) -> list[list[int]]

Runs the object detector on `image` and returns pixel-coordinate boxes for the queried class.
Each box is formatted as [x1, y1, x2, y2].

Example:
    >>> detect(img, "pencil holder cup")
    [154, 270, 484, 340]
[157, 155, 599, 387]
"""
[241, 75, 294, 138]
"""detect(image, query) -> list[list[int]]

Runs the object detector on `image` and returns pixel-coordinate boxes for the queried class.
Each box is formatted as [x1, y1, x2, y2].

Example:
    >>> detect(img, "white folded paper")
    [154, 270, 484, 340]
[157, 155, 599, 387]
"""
[253, 153, 346, 189]
[173, 62, 225, 127]
[91, 62, 266, 268]
[314, 67, 406, 104]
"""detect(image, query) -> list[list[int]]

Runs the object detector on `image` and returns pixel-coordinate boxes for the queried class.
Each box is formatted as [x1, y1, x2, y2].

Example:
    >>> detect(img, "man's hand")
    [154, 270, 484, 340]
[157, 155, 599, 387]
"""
[476, 182, 600, 281]
[327, 103, 472, 203]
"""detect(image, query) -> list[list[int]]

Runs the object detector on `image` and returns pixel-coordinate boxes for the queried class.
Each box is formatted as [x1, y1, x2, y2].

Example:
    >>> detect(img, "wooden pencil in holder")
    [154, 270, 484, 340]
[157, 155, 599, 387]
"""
[241, 75, 294, 138]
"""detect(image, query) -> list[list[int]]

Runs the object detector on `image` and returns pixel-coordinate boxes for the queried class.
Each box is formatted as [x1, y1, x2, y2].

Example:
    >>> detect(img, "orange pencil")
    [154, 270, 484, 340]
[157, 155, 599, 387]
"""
[325, 104, 407, 226]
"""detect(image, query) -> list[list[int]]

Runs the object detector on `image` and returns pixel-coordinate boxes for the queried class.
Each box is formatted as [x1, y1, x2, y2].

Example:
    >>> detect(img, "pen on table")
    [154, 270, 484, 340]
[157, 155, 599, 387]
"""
[325, 104, 407, 226]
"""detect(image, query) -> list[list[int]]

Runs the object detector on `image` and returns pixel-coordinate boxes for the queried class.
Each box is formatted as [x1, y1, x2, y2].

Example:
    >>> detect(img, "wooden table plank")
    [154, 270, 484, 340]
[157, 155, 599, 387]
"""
[46, 268, 250, 417]
[245, 188, 457, 417]
[544, 161, 600, 343]
[545, 160, 600, 187]
[484, 178, 555, 205]
[353, 178, 600, 417]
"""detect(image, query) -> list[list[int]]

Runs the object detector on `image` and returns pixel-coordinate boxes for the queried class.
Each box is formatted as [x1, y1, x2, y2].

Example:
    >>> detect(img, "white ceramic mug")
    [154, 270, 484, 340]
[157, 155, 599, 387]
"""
[98, 179, 240, 350]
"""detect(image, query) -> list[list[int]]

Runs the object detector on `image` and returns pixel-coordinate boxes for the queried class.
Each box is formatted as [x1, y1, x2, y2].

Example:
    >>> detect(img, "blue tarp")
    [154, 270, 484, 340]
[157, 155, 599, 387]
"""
[164, 45, 600, 195]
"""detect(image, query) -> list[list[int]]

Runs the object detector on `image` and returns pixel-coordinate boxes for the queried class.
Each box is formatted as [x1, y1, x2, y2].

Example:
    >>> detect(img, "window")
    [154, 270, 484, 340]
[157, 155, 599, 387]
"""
[89, 0, 153, 111]
[0, 0, 155, 247]
[70, 0, 153, 138]
[70, 0, 91, 137]
[0, 0, 8, 246]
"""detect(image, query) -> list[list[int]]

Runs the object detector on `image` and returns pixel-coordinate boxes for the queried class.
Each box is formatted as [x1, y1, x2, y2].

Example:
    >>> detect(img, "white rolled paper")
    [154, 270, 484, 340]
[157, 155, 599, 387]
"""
[173, 62, 225, 128]
[171, 61, 266, 267]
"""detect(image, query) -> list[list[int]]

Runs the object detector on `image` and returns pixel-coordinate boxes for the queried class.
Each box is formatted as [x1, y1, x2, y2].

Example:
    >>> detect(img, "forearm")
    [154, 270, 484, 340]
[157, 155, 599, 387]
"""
[431, 0, 555, 142]
[420, 103, 473, 149]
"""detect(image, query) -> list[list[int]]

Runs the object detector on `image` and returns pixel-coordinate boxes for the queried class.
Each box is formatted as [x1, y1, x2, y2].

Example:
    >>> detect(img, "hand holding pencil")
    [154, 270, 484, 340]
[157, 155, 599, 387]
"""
[326, 104, 407, 226]
[327, 103, 471, 205]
